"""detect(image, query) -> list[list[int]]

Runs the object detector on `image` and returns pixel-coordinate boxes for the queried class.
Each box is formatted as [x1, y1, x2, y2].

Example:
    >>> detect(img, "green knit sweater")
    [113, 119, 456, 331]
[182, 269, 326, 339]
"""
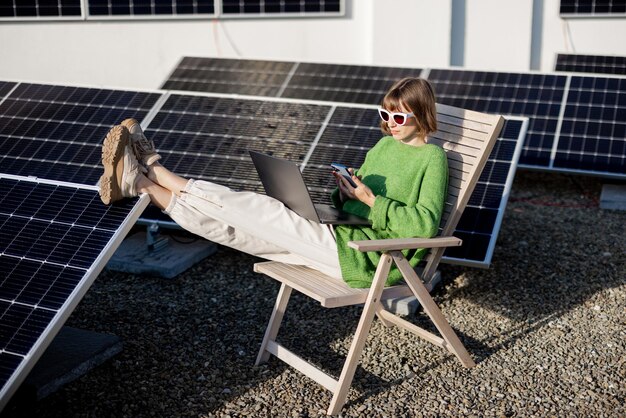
[331, 136, 448, 288]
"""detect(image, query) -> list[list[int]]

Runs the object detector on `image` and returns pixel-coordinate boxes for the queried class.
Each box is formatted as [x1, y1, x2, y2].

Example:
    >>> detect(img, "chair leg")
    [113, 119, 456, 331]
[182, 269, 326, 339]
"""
[256, 283, 293, 366]
[327, 254, 393, 415]
[391, 252, 475, 368]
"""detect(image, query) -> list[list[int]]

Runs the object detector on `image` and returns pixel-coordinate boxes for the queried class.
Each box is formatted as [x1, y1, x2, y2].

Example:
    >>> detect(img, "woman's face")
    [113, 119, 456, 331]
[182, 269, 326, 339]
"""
[384, 105, 420, 143]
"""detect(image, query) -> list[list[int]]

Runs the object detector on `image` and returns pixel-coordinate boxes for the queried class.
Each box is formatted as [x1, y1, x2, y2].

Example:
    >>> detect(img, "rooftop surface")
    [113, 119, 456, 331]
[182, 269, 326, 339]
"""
[3, 171, 624, 417]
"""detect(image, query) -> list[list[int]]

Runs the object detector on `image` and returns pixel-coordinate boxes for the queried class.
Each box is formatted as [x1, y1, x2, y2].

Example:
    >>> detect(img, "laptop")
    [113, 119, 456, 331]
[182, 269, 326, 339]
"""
[249, 151, 370, 225]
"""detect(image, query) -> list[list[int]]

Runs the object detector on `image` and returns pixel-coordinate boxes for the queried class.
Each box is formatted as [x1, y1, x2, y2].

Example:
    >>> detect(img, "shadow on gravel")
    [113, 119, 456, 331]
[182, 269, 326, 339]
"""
[436, 172, 625, 357]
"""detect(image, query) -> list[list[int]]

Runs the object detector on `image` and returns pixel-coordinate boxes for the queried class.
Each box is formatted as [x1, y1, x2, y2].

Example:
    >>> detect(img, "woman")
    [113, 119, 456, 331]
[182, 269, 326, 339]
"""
[99, 77, 447, 288]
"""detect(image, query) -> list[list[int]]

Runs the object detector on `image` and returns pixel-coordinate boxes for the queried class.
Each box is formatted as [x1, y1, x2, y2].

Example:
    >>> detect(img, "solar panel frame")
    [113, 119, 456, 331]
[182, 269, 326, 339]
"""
[0, 174, 149, 410]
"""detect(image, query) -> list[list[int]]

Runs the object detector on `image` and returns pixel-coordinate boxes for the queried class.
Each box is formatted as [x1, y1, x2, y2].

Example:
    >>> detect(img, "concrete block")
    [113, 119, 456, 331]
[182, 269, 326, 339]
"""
[382, 270, 442, 317]
[107, 231, 217, 279]
[14, 327, 122, 403]
[600, 184, 626, 211]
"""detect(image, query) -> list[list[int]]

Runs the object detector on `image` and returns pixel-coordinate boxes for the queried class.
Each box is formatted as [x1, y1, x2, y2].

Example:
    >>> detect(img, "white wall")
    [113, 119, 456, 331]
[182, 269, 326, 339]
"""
[0, 1, 377, 90]
[0, 0, 625, 90]
[370, 0, 451, 69]
[464, 0, 533, 71]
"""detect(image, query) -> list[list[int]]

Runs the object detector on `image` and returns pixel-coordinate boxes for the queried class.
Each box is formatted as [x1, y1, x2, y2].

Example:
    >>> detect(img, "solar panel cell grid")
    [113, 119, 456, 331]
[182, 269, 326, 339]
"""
[556, 76, 626, 173]
[162, 57, 294, 96]
[0, 177, 143, 400]
[222, 0, 340, 14]
[0, 84, 161, 184]
[162, 58, 422, 105]
[427, 69, 567, 169]
[0, 301, 56, 356]
[560, 0, 626, 15]
[0, 82, 16, 100]
[88, 0, 215, 16]
[0, 0, 81, 17]
[148, 94, 331, 189]
[556, 54, 626, 76]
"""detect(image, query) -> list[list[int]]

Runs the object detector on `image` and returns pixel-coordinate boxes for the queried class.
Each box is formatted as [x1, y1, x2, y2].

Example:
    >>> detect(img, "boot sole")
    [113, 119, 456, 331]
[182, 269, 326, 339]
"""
[99, 125, 129, 205]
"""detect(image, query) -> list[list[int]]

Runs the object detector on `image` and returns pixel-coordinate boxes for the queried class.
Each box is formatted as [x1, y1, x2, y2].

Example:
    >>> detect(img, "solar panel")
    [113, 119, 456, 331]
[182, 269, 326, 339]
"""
[163, 58, 626, 178]
[1, 0, 344, 19]
[88, 0, 215, 17]
[426, 69, 626, 178]
[556, 75, 626, 173]
[0, 0, 81, 18]
[443, 117, 527, 265]
[0, 82, 17, 100]
[281, 62, 420, 104]
[0, 175, 149, 410]
[555, 53, 626, 76]
[560, 0, 626, 16]
[162, 57, 295, 97]
[222, 0, 342, 15]
[162, 57, 421, 105]
[426, 69, 568, 169]
[146, 93, 331, 191]
[0, 83, 162, 184]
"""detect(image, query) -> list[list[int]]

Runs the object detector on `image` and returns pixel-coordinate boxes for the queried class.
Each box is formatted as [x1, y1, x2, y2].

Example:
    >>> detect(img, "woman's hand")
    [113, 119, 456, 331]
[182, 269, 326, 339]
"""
[333, 169, 376, 208]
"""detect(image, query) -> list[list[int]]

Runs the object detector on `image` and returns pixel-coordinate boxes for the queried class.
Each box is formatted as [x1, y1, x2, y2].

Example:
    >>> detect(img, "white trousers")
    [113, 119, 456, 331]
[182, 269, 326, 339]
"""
[164, 179, 343, 278]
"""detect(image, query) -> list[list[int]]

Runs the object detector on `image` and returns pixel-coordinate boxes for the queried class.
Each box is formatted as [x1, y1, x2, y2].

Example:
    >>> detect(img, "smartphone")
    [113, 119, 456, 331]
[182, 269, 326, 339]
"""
[331, 163, 357, 188]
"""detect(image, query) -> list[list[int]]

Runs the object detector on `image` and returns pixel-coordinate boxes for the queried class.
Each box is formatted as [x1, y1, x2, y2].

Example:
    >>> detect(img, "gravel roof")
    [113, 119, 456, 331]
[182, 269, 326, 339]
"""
[3, 171, 625, 417]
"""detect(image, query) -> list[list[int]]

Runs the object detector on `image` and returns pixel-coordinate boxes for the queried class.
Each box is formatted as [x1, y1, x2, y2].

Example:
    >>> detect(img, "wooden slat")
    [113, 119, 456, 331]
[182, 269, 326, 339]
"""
[435, 123, 489, 145]
[449, 168, 472, 183]
[267, 341, 338, 391]
[254, 262, 367, 308]
[435, 103, 502, 130]
[448, 176, 466, 192]
[376, 308, 448, 349]
[447, 184, 461, 198]
[348, 236, 462, 252]
[429, 138, 484, 158]
[255, 262, 417, 308]
[436, 113, 495, 134]
[447, 158, 472, 175]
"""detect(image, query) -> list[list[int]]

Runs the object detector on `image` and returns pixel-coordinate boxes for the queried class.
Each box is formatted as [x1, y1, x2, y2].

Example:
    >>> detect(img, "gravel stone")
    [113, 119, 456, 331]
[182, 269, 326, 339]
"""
[2, 172, 624, 418]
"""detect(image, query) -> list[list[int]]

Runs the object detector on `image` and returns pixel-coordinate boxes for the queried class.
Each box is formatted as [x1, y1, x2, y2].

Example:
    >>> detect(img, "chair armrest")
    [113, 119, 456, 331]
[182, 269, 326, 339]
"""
[347, 236, 462, 252]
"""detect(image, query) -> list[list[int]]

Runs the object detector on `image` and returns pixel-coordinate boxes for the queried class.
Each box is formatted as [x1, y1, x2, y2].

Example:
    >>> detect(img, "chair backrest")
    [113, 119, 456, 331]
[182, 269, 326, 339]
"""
[421, 104, 504, 279]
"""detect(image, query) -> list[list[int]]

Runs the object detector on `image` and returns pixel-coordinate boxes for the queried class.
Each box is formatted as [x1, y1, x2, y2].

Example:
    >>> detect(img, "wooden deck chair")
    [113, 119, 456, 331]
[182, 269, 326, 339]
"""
[253, 104, 505, 415]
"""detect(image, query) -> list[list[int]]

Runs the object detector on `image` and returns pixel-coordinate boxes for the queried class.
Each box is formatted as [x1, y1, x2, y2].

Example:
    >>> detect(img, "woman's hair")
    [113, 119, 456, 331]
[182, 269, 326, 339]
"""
[380, 77, 438, 137]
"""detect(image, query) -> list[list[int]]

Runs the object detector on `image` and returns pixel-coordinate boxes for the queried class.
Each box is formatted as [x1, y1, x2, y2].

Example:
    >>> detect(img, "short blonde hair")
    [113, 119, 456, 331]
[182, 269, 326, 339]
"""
[380, 77, 438, 137]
